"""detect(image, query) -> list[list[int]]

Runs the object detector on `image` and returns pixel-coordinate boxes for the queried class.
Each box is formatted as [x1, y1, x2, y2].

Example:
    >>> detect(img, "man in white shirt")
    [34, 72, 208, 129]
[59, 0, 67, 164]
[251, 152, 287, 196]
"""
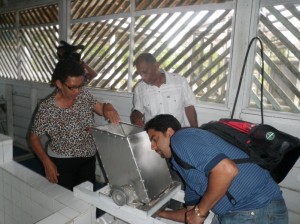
[130, 53, 198, 127]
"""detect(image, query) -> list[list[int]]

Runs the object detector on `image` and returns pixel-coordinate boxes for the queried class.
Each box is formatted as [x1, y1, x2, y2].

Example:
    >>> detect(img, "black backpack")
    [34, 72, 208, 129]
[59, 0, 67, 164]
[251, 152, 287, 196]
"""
[200, 119, 300, 183]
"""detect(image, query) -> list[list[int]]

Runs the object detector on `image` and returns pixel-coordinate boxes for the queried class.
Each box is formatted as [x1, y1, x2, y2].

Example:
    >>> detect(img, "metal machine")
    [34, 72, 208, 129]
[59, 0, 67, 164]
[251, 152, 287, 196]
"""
[91, 122, 179, 209]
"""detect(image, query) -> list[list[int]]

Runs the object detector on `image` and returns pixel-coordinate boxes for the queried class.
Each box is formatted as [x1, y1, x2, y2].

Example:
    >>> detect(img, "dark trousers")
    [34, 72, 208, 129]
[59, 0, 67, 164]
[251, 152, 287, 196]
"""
[50, 155, 96, 191]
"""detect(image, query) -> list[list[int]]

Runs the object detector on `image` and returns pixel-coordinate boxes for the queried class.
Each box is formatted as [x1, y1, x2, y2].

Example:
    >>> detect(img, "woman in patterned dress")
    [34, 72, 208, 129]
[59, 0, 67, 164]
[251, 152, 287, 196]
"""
[29, 59, 120, 190]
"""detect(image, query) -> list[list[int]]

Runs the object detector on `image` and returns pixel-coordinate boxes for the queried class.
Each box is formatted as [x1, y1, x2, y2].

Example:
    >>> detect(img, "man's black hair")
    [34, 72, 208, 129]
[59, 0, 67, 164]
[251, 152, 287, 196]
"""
[51, 59, 85, 86]
[144, 114, 181, 133]
[134, 52, 157, 66]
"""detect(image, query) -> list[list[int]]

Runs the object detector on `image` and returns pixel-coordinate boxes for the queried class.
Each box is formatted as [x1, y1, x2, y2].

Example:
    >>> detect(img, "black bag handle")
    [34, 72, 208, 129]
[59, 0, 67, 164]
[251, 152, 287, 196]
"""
[231, 37, 265, 124]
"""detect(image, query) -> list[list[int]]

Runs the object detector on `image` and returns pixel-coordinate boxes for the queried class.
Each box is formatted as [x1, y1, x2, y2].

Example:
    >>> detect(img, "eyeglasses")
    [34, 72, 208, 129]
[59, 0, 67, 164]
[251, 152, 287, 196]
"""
[63, 82, 85, 91]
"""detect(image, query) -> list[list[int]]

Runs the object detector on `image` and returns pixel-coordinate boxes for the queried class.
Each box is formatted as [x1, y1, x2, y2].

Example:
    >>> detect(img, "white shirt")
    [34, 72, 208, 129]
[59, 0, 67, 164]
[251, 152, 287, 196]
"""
[133, 71, 196, 126]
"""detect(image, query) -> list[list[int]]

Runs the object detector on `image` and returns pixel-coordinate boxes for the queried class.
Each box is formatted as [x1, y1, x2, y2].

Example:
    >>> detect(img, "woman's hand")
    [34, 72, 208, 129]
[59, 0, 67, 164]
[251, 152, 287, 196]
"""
[102, 103, 120, 124]
[29, 133, 60, 184]
[42, 157, 59, 183]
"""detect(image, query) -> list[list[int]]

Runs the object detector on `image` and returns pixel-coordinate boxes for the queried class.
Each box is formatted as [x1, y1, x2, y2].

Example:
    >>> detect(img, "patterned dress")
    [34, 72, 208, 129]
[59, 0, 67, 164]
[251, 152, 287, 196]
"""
[31, 88, 97, 157]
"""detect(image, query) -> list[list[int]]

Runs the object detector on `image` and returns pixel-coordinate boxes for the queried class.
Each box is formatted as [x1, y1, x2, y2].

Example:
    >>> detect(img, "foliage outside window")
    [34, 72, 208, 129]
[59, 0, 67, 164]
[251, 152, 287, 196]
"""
[251, 3, 300, 113]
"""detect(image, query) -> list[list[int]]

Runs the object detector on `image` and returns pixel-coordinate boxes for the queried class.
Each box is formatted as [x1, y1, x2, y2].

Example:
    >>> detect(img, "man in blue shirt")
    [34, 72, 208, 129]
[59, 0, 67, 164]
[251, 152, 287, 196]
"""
[144, 114, 288, 224]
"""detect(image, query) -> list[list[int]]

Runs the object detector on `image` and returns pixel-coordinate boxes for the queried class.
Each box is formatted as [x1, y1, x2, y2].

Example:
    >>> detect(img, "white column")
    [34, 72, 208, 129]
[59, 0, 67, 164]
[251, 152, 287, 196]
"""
[227, 0, 260, 118]
[58, 0, 71, 42]
[0, 134, 13, 164]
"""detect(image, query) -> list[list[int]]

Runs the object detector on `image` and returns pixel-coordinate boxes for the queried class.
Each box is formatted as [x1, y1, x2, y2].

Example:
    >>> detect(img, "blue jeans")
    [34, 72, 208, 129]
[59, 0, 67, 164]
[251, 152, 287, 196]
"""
[211, 199, 288, 224]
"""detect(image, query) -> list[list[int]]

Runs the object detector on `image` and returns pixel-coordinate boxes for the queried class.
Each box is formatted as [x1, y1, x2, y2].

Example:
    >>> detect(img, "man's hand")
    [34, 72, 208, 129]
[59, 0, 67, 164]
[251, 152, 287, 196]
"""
[156, 208, 188, 223]
[185, 207, 206, 224]
[130, 110, 144, 127]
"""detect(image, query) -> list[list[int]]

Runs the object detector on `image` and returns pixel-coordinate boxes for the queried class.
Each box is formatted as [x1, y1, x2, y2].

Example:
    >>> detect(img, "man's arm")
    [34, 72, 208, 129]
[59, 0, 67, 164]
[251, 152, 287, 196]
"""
[186, 158, 239, 223]
[157, 158, 238, 223]
[158, 207, 189, 223]
[185, 105, 198, 127]
[82, 61, 97, 82]
[130, 109, 145, 127]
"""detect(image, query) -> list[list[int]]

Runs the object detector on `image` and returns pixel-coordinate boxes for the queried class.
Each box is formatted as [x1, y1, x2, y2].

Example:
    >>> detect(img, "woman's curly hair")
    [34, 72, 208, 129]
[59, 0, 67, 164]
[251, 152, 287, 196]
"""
[51, 59, 85, 87]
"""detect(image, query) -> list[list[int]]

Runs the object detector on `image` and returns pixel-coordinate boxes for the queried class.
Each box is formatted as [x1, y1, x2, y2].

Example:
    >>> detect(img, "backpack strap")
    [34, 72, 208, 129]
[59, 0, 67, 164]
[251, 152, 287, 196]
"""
[232, 158, 254, 164]
[172, 149, 237, 205]
[225, 191, 237, 205]
[172, 149, 195, 169]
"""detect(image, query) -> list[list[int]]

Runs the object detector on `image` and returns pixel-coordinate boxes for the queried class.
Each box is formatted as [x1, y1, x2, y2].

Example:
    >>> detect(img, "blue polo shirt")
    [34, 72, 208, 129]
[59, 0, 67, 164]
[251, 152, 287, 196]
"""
[170, 128, 282, 215]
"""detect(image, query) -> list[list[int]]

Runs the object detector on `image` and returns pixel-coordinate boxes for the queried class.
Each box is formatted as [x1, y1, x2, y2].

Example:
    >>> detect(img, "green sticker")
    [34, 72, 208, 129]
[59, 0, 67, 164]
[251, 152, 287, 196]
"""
[266, 132, 275, 141]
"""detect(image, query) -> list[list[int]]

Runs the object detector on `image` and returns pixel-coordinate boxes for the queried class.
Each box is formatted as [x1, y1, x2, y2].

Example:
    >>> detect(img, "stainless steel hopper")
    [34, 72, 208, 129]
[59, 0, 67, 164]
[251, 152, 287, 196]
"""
[91, 123, 175, 208]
